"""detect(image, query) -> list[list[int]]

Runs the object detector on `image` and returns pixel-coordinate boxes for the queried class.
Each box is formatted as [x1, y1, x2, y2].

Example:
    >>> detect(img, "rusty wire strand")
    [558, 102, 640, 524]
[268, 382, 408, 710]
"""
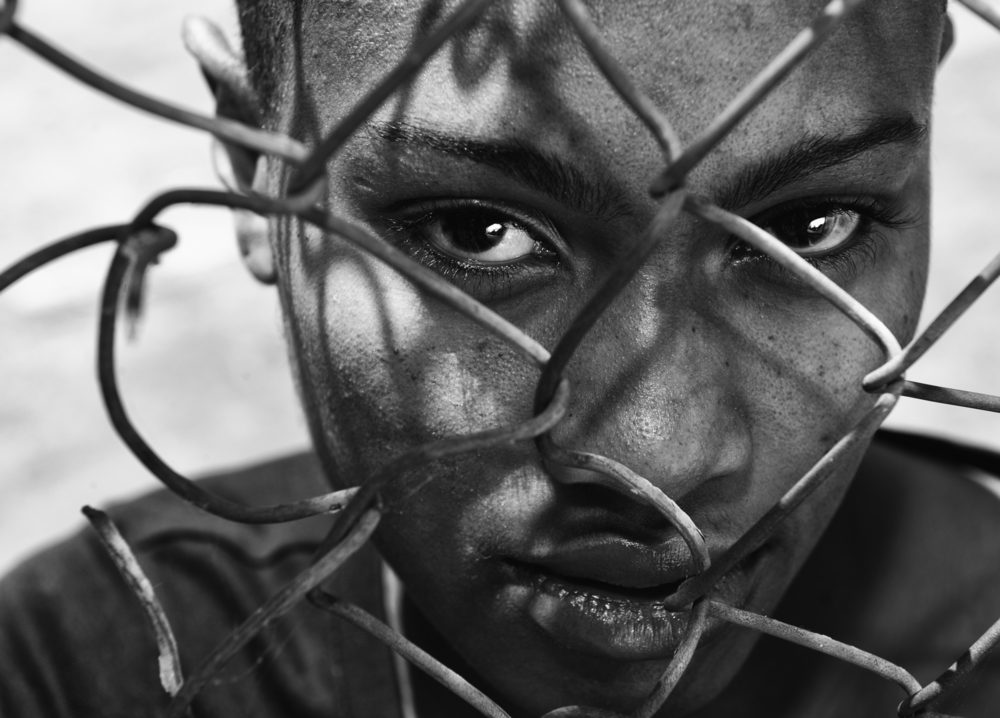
[633, 599, 710, 718]
[709, 601, 923, 697]
[554, 0, 682, 162]
[865, 248, 1000, 391]
[118, 225, 180, 337]
[0, 224, 123, 292]
[6, 21, 307, 164]
[957, 0, 1000, 32]
[287, 0, 496, 195]
[901, 612, 1000, 716]
[82, 506, 184, 697]
[650, 0, 870, 196]
[310, 592, 512, 718]
[166, 507, 382, 718]
[901, 380, 1000, 414]
[529, 600, 711, 718]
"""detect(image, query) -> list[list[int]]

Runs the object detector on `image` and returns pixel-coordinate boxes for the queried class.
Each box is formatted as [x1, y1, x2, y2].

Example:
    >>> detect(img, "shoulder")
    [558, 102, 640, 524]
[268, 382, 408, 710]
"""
[855, 431, 1000, 713]
[771, 430, 1000, 715]
[852, 429, 1000, 622]
[0, 452, 397, 718]
[103, 450, 333, 563]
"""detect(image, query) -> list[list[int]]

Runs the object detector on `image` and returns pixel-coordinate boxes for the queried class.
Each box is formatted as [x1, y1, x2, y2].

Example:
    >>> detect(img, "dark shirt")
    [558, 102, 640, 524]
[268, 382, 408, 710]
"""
[0, 453, 402, 718]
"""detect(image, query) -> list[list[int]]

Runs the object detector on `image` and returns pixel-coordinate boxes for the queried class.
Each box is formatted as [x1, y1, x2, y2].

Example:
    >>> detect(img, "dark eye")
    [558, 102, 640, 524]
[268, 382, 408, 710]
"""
[420, 208, 554, 264]
[758, 206, 863, 257]
[383, 201, 563, 301]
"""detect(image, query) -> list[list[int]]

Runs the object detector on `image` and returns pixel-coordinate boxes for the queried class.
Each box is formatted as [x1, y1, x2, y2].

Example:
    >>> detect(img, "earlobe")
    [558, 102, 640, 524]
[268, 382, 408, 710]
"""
[235, 160, 277, 285]
[235, 208, 277, 285]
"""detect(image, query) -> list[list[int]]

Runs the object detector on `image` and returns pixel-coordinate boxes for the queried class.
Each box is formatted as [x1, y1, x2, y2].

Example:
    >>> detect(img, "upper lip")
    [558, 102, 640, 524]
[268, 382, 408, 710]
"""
[519, 534, 701, 590]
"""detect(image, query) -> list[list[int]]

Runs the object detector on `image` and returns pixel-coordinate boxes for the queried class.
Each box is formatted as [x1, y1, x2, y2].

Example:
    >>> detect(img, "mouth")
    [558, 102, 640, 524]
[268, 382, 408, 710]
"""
[505, 535, 761, 661]
[533, 569, 688, 603]
[509, 561, 690, 661]
[503, 536, 701, 661]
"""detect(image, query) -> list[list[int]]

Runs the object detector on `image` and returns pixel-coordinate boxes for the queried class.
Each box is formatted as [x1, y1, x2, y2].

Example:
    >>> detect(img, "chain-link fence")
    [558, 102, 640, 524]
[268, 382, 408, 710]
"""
[3, 0, 1000, 716]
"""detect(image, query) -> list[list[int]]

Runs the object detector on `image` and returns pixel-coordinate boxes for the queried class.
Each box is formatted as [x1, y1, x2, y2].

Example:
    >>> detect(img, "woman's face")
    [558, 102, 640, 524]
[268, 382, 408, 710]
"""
[260, 0, 942, 714]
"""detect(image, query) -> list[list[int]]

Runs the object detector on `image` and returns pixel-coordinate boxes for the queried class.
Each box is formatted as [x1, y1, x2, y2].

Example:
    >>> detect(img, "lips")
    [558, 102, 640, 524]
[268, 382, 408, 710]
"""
[527, 536, 697, 591]
[505, 535, 704, 660]
[505, 534, 758, 661]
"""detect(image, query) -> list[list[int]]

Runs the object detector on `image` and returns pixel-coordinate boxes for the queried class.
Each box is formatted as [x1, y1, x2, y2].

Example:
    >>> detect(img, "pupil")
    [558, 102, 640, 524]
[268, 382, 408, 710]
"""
[442, 213, 508, 253]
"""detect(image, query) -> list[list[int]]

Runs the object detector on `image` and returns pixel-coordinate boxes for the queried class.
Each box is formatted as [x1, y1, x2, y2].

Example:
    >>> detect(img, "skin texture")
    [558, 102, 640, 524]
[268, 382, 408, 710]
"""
[190, 1, 968, 715]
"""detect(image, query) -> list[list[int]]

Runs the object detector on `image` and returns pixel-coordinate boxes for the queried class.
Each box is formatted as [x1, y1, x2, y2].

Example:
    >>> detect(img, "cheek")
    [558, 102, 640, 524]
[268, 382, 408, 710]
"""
[281, 227, 537, 479]
[723, 237, 926, 519]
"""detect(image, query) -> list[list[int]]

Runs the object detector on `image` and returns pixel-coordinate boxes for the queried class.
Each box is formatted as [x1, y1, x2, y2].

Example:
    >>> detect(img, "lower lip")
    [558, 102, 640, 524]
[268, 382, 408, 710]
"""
[523, 573, 691, 660]
[514, 556, 757, 661]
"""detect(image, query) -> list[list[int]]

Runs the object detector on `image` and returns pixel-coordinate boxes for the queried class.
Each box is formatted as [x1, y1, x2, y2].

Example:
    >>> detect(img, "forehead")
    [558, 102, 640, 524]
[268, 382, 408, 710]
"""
[283, 0, 941, 195]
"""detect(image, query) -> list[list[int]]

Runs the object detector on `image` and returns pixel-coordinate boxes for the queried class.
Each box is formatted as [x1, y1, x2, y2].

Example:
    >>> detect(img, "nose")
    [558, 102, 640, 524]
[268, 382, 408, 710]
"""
[540, 256, 753, 506]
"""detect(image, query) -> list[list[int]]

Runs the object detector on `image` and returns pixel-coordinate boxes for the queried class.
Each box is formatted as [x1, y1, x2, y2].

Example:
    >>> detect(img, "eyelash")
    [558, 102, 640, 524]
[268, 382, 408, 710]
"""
[384, 200, 561, 300]
[382, 195, 914, 298]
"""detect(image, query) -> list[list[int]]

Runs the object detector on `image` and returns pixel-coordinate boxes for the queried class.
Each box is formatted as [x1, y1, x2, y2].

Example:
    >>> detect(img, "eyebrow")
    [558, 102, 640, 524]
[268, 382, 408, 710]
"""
[716, 115, 928, 210]
[368, 120, 633, 221]
[368, 115, 927, 222]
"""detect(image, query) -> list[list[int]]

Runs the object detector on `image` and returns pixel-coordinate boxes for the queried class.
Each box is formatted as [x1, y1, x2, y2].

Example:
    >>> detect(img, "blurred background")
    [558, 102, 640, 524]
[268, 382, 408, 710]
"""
[1, 1, 998, 574]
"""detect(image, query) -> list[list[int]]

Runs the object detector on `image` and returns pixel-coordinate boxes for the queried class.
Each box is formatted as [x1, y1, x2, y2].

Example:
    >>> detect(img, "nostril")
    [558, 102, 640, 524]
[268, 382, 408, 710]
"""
[547, 468, 680, 538]
[544, 460, 608, 486]
[537, 437, 710, 570]
[541, 453, 648, 500]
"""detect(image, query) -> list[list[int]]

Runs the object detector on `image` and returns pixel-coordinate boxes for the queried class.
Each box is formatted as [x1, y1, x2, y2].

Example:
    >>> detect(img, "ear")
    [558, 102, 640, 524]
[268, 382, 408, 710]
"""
[939, 12, 954, 64]
[183, 15, 276, 284]
[234, 159, 277, 284]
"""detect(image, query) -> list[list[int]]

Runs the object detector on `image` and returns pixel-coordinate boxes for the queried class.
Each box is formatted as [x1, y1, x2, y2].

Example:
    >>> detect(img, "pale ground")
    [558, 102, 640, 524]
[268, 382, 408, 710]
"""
[1, 3, 999, 574]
